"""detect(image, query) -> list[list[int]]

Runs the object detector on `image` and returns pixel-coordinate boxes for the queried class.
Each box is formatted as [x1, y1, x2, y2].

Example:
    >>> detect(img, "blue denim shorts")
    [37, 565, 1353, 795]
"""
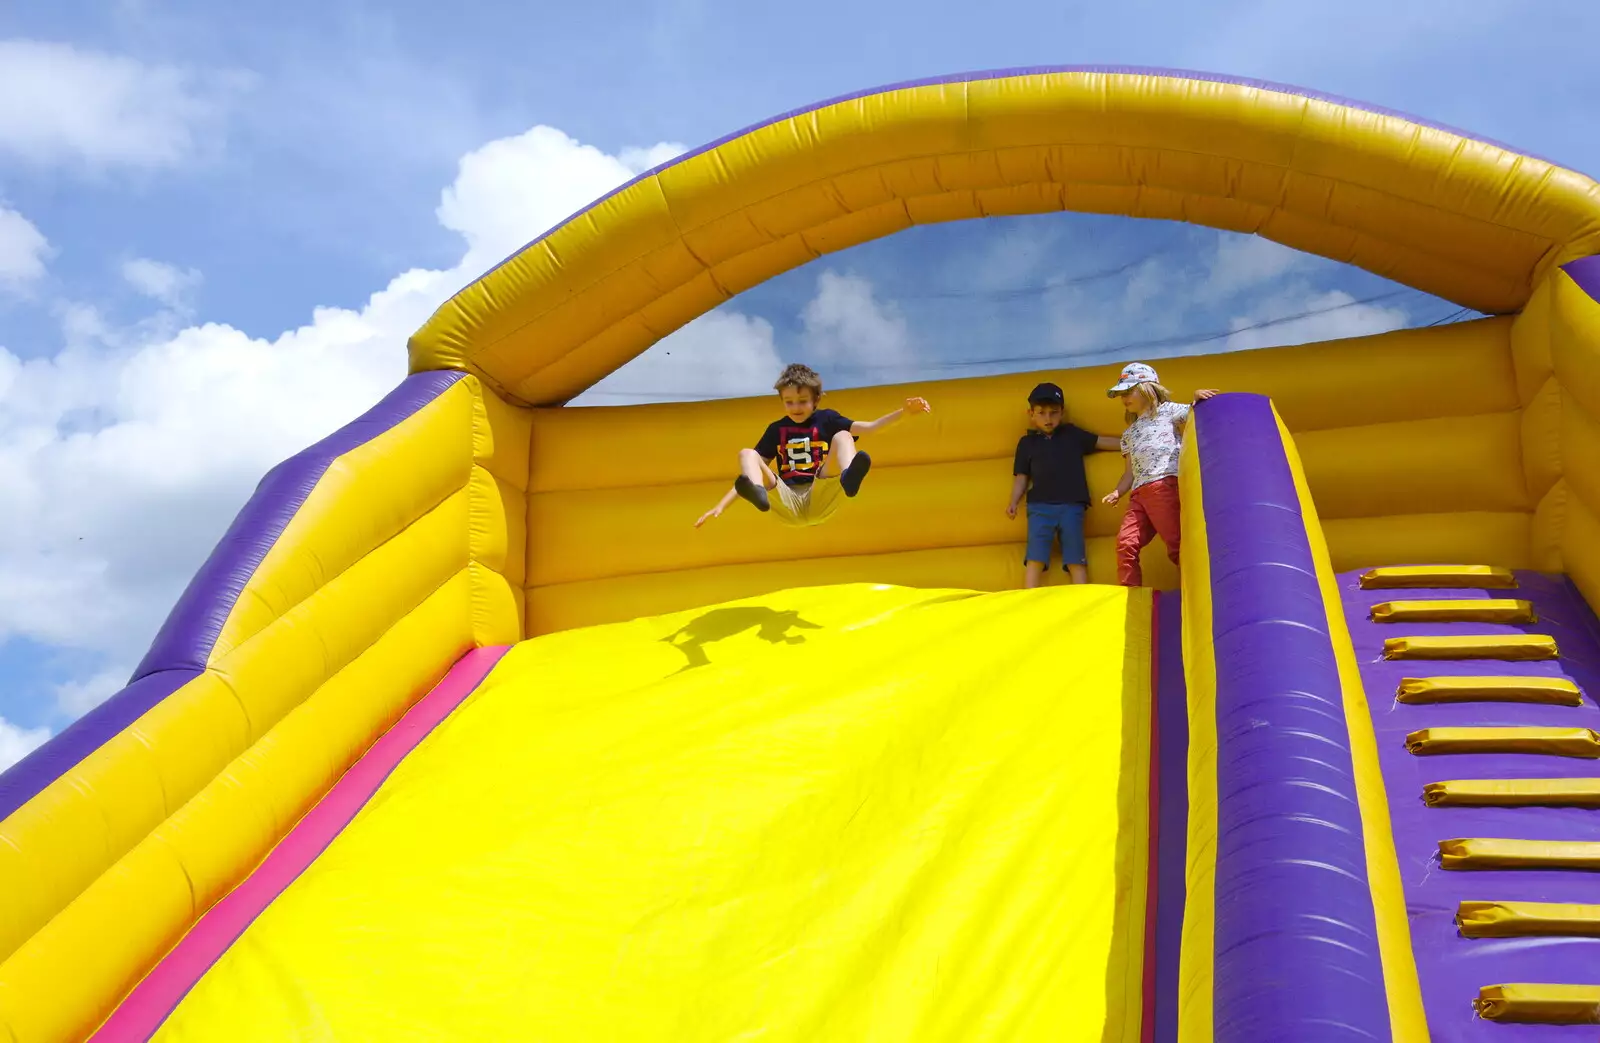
[1025, 502, 1088, 568]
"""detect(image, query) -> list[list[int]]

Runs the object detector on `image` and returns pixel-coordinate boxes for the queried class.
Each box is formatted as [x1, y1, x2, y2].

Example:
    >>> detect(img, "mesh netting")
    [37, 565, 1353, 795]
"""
[578, 212, 1479, 405]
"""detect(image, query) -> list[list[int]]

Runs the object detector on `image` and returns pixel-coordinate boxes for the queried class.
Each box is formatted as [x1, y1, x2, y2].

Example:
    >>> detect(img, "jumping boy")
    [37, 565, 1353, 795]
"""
[1007, 382, 1120, 587]
[695, 363, 931, 528]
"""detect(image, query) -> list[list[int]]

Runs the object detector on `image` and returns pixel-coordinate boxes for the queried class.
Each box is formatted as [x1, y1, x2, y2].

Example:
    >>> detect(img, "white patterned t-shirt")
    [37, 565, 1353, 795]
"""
[1120, 400, 1192, 490]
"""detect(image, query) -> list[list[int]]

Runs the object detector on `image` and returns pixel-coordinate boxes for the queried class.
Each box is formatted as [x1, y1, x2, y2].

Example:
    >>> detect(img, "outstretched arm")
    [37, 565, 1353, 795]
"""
[1102, 456, 1133, 505]
[1094, 435, 1120, 452]
[695, 485, 740, 528]
[850, 396, 931, 437]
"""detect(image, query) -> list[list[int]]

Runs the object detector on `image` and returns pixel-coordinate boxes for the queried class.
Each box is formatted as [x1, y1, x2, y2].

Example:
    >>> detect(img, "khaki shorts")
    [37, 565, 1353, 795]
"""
[770, 477, 846, 527]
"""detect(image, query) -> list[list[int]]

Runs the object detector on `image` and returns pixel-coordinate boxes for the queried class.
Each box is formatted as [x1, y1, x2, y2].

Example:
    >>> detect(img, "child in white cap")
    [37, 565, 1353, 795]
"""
[1101, 362, 1219, 585]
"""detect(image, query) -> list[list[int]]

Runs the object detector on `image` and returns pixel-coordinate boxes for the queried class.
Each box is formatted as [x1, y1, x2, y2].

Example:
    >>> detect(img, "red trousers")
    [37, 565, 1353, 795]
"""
[1116, 476, 1181, 586]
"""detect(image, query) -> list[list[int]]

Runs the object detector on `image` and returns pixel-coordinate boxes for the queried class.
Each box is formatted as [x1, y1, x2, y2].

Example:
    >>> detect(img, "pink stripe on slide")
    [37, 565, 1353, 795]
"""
[92, 645, 511, 1042]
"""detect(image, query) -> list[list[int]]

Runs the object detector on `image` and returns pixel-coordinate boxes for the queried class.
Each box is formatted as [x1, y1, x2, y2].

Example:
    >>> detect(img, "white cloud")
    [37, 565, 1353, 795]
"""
[52, 667, 129, 718]
[1044, 253, 1186, 362]
[1223, 289, 1409, 353]
[0, 124, 685, 680]
[957, 217, 1071, 295]
[577, 310, 782, 405]
[0, 206, 50, 290]
[0, 717, 48, 771]
[0, 40, 235, 169]
[121, 258, 201, 307]
[800, 271, 915, 380]
[618, 143, 689, 174]
[1202, 235, 1309, 304]
[1035, 228, 1413, 368]
[437, 126, 685, 275]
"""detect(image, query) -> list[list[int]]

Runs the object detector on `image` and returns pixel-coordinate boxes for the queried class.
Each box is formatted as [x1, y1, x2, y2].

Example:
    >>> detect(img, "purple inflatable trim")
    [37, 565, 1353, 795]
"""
[461, 65, 1557, 296]
[0, 370, 467, 824]
[1561, 254, 1600, 304]
[1196, 394, 1391, 1042]
[134, 370, 467, 678]
[0, 670, 193, 822]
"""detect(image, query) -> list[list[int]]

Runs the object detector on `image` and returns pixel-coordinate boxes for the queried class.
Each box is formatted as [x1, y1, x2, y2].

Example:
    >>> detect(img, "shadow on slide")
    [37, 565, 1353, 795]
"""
[661, 606, 824, 672]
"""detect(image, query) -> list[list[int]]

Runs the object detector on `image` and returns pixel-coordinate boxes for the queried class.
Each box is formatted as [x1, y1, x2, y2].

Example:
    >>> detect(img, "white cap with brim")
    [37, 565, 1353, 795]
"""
[1107, 362, 1160, 397]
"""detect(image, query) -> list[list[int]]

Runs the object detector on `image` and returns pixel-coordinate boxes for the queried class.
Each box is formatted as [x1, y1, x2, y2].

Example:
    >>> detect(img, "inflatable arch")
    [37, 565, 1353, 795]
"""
[4, 66, 1600, 1042]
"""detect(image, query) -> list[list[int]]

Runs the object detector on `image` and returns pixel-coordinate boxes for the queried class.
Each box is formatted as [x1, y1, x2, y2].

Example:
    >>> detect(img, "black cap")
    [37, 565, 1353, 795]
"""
[1028, 382, 1064, 406]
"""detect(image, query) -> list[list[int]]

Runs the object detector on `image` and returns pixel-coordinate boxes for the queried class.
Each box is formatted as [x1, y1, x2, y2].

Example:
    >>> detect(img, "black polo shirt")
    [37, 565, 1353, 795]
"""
[1013, 425, 1100, 505]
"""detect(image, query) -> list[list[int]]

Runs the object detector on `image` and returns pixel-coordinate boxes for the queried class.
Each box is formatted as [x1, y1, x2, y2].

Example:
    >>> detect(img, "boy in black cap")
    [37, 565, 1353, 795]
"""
[1007, 382, 1120, 587]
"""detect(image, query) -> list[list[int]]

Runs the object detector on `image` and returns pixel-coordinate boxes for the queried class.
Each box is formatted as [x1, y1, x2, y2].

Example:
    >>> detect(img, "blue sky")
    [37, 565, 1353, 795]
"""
[1, 0, 1598, 763]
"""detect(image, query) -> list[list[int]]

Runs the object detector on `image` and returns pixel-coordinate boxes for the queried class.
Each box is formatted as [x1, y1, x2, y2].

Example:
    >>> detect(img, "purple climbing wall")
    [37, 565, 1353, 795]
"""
[1343, 570, 1600, 1039]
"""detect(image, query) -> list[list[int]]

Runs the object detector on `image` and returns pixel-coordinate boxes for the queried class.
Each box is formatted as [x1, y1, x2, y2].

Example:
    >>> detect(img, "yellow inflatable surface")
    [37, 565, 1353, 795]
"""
[154, 583, 1154, 1042]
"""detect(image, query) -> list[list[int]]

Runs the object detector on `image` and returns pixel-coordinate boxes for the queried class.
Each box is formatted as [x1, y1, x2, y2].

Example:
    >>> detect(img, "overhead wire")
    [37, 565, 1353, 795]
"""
[581, 259, 1487, 402]
[825, 288, 1422, 376]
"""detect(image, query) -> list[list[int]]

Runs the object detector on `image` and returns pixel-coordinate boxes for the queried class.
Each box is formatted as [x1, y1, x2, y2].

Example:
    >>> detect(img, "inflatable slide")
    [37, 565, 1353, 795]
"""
[3, 66, 1600, 1042]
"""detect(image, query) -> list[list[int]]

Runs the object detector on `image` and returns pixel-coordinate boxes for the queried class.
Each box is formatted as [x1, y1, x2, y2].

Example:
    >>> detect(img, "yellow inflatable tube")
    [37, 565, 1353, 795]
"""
[408, 68, 1600, 405]
[0, 373, 525, 1041]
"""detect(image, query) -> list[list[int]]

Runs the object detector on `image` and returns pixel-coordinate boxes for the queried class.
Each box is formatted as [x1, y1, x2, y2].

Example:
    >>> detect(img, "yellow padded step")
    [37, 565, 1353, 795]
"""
[1474, 984, 1600, 1023]
[1425, 778, 1600, 807]
[1370, 599, 1536, 624]
[1405, 727, 1600, 758]
[1397, 675, 1582, 705]
[1359, 565, 1518, 590]
[1382, 634, 1558, 661]
[1458, 901, 1600, 937]
[1440, 838, 1600, 870]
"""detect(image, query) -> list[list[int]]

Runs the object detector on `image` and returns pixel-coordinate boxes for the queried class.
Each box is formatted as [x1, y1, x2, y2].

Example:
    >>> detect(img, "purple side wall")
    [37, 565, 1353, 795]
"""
[0, 370, 468, 823]
[1195, 394, 1392, 1041]
[135, 370, 466, 677]
[1152, 590, 1188, 1043]
[1342, 571, 1600, 1041]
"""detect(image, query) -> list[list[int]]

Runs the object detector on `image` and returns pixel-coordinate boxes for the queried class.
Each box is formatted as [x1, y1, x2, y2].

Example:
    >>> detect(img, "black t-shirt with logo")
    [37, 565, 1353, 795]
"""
[755, 409, 856, 487]
[1013, 425, 1101, 505]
